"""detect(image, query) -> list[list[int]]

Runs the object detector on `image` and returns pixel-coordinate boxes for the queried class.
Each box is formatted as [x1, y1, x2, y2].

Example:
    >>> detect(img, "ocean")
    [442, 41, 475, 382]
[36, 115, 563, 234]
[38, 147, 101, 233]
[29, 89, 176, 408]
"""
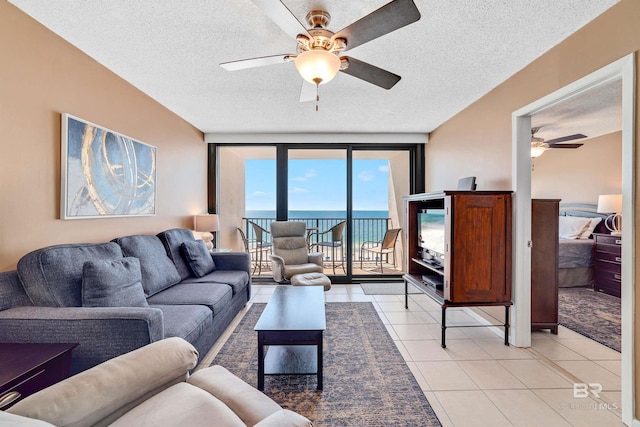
[246, 210, 389, 219]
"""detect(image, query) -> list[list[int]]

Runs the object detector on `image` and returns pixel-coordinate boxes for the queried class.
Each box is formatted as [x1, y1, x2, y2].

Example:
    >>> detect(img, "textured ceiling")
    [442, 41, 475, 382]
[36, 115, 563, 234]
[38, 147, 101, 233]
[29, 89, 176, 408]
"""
[9, 0, 620, 136]
[532, 78, 622, 144]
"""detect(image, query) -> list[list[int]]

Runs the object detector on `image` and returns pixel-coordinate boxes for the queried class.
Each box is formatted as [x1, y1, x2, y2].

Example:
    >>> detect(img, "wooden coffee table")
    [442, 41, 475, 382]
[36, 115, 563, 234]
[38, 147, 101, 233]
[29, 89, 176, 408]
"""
[254, 285, 326, 390]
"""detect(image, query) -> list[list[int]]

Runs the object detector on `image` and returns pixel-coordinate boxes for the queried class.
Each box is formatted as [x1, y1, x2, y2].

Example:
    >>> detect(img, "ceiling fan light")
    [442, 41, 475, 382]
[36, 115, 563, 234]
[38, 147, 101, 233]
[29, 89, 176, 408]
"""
[530, 146, 547, 158]
[295, 50, 340, 85]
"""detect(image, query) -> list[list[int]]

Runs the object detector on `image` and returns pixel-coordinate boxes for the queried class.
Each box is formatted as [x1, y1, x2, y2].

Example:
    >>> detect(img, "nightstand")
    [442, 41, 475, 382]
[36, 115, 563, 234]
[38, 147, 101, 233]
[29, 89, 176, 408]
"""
[593, 233, 622, 297]
[0, 343, 77, 409]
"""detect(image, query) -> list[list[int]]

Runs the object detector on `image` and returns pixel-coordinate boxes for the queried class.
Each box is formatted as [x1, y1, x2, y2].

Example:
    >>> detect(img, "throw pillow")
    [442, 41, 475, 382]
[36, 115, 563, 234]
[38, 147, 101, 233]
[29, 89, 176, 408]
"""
[578, 217, 602, 239]
[558, 216, 590, 239]
[181, 240, 216, 278]
[82, 257, 148, 307]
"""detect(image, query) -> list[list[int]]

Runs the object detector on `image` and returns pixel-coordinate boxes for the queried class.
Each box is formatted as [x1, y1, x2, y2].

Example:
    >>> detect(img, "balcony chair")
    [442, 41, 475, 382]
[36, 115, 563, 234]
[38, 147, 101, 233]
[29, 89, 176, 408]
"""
[269, 221, 323, 283]
[248, 221, 272, 275]
[309, 220, 347, 274]
[360, 228, 402, 273]
[236, 227, 270, 276]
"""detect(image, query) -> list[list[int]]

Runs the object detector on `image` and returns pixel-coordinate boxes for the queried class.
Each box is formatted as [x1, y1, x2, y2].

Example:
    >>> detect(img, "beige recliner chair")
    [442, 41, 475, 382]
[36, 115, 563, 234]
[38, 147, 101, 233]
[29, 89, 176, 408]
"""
[270, 221, 323, 283]
[3, 337, 311, 427]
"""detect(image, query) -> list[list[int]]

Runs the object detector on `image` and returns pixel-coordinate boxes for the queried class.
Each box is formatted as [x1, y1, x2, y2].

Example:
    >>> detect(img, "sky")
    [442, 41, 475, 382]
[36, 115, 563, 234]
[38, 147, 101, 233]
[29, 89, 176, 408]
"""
[245, 158, 390, 211]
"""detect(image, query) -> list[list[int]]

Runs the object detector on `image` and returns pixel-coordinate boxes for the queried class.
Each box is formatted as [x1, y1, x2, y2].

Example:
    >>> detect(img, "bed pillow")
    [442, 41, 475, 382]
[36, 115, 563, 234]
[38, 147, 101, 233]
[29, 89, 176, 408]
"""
[558, 216, 591, 239]
[578, 217, 602, 239]
[181, 240, 216, 278]
[82, 257, 148, 307]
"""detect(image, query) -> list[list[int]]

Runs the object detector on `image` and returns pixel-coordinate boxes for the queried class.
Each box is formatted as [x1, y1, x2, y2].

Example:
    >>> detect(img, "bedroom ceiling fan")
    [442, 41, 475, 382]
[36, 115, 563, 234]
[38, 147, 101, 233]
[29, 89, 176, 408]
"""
[220, 0, 421, 109]
[530, 127, 588, 157]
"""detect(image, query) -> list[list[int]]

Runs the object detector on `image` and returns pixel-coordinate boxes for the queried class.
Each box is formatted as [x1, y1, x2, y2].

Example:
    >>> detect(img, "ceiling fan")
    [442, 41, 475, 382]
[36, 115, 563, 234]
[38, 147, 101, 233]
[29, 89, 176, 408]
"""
[530, 127, 588, 157]
[220, 0, 421, 107]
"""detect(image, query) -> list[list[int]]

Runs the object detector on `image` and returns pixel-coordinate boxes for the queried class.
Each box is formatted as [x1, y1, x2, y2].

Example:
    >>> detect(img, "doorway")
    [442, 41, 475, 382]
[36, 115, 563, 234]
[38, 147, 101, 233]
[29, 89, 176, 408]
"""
[512, 53, 635, 424]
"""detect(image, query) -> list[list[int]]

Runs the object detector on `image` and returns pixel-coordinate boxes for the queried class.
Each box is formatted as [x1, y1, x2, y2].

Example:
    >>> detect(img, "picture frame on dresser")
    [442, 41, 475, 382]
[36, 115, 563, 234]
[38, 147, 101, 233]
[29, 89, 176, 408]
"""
[60, 113, 157, 220]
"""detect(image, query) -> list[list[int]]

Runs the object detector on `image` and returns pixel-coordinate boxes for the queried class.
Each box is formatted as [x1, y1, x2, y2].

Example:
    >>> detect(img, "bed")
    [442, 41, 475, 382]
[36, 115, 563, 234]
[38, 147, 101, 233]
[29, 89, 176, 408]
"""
[558, 203, 609, 288]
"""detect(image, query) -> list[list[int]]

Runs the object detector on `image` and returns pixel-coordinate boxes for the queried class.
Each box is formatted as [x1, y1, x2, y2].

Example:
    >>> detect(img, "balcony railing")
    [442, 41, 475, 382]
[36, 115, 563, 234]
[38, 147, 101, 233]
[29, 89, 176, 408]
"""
[241, 216, 402, 276]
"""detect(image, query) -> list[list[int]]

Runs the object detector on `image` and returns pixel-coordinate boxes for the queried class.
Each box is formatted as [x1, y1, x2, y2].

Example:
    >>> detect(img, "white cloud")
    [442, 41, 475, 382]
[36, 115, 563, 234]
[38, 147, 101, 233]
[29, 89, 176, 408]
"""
[289, 187, 309, 193]
[378, 165, 389, 172]
[293, 169, 317, 182]
[252, 191, 267, 196]
[358, 171, 375, 181]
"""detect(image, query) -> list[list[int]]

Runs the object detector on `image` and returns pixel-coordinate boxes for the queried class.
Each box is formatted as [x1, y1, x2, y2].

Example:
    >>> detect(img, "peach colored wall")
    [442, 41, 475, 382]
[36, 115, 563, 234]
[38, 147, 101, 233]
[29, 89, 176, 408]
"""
[532, 131, 622, 203]
[426, 0, 640, 418]
[0, 2, 207, 271]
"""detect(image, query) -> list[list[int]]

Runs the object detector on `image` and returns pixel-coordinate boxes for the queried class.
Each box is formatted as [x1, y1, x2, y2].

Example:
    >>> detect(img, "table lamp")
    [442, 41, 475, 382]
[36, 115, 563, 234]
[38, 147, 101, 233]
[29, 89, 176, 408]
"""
[597, 194, 622, 236]
[193, 214, 219, 250]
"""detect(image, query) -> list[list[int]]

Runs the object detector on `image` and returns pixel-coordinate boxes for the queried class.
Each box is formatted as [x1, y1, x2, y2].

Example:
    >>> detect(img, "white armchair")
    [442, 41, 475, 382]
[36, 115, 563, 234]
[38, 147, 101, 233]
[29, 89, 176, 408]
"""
[269, 221, 323, 282]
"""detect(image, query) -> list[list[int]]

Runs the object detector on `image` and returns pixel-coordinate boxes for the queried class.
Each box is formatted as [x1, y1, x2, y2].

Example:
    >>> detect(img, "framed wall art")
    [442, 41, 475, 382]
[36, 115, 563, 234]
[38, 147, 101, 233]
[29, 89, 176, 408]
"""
[61, 114, 157, 219]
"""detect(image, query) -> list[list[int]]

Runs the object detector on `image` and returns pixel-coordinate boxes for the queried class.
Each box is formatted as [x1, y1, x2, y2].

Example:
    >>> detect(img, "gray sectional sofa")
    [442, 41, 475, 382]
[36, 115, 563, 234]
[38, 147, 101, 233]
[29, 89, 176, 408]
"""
[0, 228, 251, 374]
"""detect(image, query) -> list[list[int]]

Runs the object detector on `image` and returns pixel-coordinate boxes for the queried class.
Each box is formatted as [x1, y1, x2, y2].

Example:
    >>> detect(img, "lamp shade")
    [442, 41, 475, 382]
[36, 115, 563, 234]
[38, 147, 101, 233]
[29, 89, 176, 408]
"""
[597, 194, 622, 214]
[530, 146, 546, 158]
[295, 50, 341, 85]
[193, 214, 219, 232]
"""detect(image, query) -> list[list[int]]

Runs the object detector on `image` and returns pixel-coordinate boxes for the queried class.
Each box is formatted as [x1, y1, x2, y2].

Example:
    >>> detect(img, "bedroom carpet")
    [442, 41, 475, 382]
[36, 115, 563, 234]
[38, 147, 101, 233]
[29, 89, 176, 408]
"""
[211, 302, 441, 426]
[558, 287, 621, 352]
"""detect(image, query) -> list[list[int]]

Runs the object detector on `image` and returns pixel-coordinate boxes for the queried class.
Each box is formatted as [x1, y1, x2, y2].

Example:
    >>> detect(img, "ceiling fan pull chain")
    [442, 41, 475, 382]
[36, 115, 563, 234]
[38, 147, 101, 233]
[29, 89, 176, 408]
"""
[314, 77, 322, 112]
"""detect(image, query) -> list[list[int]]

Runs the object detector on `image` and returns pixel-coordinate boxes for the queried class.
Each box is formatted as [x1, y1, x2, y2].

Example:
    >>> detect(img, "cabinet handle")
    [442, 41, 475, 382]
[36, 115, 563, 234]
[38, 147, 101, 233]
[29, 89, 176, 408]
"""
[0, 391, 21, 409]
[615, 239, 622, 245]
[614, 274, 622, 280]
[615, 257, 622, 262]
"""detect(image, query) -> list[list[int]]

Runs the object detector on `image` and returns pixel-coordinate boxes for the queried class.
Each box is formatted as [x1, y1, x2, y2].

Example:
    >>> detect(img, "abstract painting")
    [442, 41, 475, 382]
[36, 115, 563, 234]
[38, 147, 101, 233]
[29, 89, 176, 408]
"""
[61, 114, 156, 219]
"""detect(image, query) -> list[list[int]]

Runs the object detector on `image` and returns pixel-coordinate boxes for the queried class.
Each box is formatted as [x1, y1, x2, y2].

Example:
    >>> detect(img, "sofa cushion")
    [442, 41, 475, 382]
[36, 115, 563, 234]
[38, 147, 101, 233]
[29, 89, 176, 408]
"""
[152, 304, 213, 344]
[113, 235, 181, 297]
[181, 240, 216, 277]
[17, 242, 124, 307]
[181, 270, 249, 297]
[82, 258, 148, 308]
[110, 383, 245, 427]
[0, 270, 33, 310]
[146, 283, 232, 316]
[157, 228, 197, 281]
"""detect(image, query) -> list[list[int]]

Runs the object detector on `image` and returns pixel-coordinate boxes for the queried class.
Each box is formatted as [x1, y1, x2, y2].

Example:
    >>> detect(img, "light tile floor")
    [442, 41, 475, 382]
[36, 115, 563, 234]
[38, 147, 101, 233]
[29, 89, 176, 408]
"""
[231, 284, 624, 426]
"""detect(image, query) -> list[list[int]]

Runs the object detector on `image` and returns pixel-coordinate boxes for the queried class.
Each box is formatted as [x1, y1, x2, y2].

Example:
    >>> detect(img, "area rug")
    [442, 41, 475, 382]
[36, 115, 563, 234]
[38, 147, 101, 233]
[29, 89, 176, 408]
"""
[212, 302, 441, 426]
[558, 287, 621, 352]
[360, 281, 420, 295]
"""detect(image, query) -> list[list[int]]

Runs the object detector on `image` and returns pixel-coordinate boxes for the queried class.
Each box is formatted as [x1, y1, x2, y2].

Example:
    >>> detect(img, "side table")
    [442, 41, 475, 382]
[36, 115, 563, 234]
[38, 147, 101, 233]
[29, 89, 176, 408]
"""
[0, 342, 78, 409]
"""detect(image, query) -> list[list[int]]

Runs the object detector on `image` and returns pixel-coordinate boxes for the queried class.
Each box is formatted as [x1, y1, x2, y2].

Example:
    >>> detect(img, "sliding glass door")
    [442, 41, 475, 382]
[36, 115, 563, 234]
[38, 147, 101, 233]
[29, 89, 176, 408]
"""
[352, 150, 409, 277]
[288, 149, 347, 278]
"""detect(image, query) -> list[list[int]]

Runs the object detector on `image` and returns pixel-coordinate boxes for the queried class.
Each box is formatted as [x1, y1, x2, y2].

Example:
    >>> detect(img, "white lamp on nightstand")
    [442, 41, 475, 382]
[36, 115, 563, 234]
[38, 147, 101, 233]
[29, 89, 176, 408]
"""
[193, 214, 219, 250]
[597, 194, 622, 236]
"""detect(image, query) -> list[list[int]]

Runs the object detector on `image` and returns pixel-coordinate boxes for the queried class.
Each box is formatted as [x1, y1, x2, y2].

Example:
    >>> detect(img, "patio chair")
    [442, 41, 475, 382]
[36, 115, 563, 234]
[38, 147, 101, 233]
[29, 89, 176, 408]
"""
[360, 228, 402, 273]
[237, 222, 272, 275]
[236, 227, 268, 276]
[270, 221, 323, 283]
[309, 221, 347, 274]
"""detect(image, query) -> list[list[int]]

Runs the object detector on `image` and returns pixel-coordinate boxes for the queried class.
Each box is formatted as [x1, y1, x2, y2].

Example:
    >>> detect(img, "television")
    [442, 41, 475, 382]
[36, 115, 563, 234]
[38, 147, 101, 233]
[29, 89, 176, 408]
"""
[417, 208, 446, 268]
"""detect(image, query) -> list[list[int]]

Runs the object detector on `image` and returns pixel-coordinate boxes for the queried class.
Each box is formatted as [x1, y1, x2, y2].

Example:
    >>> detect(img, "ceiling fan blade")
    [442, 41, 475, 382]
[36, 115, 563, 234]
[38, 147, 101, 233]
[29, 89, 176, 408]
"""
[340, 57, 401, 89]
[220, 54, 294, 71]
[251, 0, 312, 40]
[545, 133, 588, 144]
[299, 80, 316, 103]
[332, 0, 421, 51]
[548, 143, 584, 149]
